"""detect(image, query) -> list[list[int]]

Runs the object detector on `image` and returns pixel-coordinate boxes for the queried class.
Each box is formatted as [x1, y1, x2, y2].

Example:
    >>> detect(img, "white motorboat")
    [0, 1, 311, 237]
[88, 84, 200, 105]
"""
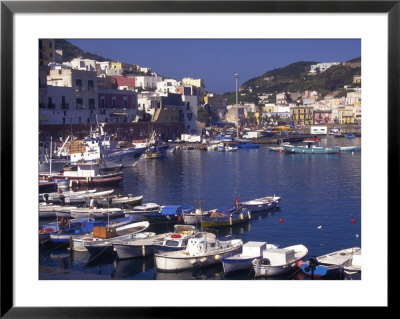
[221, 241, 278, 276]
[154, 232, 243, 272]
[252, 244, 308, 277]
[154, 225, 198, 252]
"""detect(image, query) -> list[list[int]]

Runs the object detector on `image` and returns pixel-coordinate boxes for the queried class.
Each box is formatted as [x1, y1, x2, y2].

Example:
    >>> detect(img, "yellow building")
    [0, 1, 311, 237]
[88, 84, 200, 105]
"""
[290, 106, 314, 125]
[337, 107, 355, 124]
[110, 61, 123, 70]
[39, 39, 55, 66]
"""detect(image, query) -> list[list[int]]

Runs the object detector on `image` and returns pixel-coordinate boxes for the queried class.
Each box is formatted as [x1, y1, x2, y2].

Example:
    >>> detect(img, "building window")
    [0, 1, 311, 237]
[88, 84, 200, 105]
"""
[76, 98, 83, 109]
[124, 97, 128, 108]
[112, 97, 116, 107]
[88, 80, 94, 91]
[101, 96, 105, 108]
[75, 79, 82, 91]
[89, 98, 95, 110]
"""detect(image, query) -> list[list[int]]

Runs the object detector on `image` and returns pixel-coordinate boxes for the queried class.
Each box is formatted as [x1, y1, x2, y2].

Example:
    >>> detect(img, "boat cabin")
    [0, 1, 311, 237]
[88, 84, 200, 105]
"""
[63, 163, 100, 177]
[186, 232, 218, 256]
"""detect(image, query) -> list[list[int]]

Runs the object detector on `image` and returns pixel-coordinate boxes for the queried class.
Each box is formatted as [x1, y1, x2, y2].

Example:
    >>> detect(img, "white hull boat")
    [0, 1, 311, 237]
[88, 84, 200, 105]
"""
[154, 232, 243, 272]
[39, 203, 78, 218]
[252, 244, 308, 277]
[72, 220, 150, 252]
[299, 246, 361, 278]
[343, 249, 362, 280]
[70, 207, 124, 219]
[222, 241, 278, 276]
[113, 233, 169, 259]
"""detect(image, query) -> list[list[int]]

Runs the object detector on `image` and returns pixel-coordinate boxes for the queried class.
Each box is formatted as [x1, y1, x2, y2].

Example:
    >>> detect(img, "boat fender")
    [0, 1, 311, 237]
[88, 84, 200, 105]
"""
[171, 234, 181, 238]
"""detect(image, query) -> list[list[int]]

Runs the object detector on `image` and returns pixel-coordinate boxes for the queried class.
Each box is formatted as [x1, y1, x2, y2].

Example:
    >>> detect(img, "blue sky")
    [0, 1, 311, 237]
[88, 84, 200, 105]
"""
[68, 39, 361, 94]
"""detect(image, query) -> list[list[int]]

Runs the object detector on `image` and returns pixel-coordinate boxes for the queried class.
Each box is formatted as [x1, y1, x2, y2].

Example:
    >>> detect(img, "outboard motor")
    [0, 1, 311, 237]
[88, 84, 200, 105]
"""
[260, 258, 270, 266]
[44, 193, 49, 204]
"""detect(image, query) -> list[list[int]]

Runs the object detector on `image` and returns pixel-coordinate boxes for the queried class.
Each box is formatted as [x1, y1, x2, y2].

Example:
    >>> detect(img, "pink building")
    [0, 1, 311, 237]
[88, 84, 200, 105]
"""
[314, 110, 333, 124]
[98, 89, 138, 109]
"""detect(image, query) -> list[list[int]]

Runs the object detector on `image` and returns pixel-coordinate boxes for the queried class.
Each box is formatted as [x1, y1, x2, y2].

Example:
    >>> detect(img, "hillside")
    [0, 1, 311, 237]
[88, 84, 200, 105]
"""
[240, 58, 361, 98]
[55, 39, 110, 62]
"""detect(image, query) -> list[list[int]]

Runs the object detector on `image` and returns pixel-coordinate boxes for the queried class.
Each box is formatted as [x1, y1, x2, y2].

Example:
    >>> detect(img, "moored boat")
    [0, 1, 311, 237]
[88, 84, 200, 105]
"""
[200, 206, 250, 228]
[72, 220, 150, 252]
[282, 141, 340, 154]
[222, 241, 278, 276]
[154, 224, 198, 252]
[298, 246, 361, 278]
[70, 207, 125, 219]
[113, 233, 169, 259]
[154, 232, 243, 272]
[342, 249, 361, 280]
[252, 244, 308, 277]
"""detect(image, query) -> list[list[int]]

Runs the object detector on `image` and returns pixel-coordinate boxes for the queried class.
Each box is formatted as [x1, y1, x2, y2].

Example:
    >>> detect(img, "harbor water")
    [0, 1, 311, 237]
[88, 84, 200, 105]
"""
[39, 136, 361, 280]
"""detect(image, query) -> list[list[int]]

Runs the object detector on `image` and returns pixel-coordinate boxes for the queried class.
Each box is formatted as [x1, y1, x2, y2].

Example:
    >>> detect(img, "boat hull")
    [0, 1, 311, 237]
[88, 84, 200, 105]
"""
[113, 243, 157, 259]
[222, 256, 256, 275]
[154, 245, 242, 272]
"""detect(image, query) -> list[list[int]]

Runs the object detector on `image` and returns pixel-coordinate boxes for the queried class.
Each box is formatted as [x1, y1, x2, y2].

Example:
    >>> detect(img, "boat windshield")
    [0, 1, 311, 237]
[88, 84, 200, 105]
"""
[165, 240, 180, 247]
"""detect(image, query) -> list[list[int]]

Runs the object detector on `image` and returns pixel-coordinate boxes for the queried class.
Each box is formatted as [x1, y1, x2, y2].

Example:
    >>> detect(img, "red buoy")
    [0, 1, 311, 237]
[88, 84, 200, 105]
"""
[296, 260, 305, 268]
[279, 218, 283, 223]
[351, 218, 356, 223]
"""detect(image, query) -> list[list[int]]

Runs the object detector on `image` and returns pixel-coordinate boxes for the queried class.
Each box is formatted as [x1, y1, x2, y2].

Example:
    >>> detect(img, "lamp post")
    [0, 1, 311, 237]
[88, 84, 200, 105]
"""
[233, 74, 240, 137]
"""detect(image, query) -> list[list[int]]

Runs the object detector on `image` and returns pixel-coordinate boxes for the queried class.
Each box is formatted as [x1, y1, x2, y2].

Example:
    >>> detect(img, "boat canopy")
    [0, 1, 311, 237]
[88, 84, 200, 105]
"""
[160, 205, 183, 216]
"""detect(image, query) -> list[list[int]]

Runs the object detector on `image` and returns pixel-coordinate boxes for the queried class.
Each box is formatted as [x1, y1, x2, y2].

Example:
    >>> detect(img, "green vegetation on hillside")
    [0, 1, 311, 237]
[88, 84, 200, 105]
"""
[239, 58, 361, 98]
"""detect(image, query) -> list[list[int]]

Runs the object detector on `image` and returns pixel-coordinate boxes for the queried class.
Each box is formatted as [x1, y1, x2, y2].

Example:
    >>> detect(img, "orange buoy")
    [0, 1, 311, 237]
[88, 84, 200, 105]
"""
[296, 260, 305, 268]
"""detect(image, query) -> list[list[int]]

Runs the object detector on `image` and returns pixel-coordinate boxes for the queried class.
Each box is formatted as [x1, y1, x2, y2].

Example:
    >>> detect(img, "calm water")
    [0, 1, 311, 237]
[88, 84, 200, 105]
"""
[39, 136, 361, 280]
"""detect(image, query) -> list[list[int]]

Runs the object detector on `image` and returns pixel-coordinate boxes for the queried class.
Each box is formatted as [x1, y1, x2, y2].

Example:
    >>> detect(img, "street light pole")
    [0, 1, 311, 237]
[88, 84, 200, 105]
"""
[233, 74, 240, 137]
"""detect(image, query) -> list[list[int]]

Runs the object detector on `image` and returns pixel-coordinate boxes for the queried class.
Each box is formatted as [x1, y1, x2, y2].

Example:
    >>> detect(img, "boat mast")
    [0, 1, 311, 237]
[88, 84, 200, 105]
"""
[49, 136, 52, 176]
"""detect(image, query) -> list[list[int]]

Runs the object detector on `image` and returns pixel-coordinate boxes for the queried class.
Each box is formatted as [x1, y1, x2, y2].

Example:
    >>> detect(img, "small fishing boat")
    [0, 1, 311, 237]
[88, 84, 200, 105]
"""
[200, 205, 250, 228]
[154, 232, 243, 272]
[113, 233, 170, 259]
[39, 203, 78, 219]
[72, 220, 150, 252]
[298, 246, 361, 278]
[95, 195, 143, 208]
[145, 205, 186, 224]
[342, 249, 362, 280]
[182, 201, 209, 225]
[252, 244, 309, 277]
[221, 241, 279, 276]
[217, 143, 225, 151]
[70, 207, 125, 219]
[124, 203, 161, 220]
[238, 195, 280, 213]
[154, 224, 198, 252]
[83, 231, 156, 258]
[41, 217, 108, 244]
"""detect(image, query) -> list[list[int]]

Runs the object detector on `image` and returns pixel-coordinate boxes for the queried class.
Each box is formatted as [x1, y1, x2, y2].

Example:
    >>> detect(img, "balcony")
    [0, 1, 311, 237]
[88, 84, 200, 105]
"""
[61, 103, 69, 110]
[76, 104, 85, 109]
[48, 103, 55, 109]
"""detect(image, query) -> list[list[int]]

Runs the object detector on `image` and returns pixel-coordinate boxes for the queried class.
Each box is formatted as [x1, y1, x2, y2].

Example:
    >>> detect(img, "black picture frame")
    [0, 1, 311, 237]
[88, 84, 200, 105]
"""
[1, 1, 395, 317]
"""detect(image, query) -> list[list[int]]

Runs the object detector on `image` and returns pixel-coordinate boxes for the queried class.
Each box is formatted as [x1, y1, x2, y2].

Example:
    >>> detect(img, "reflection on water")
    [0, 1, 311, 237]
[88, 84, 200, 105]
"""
[39, 136, 361, 280]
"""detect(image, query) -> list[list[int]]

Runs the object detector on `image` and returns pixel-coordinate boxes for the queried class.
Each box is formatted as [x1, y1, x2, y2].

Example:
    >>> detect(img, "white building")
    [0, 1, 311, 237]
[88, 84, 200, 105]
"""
[68, 58, 97, 72]
[135, 75, 162, 90]
[310, 62, 341, 74]
[156, 79, 181, 94]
